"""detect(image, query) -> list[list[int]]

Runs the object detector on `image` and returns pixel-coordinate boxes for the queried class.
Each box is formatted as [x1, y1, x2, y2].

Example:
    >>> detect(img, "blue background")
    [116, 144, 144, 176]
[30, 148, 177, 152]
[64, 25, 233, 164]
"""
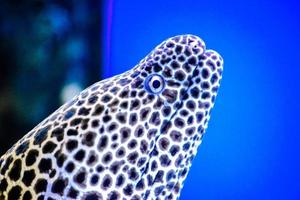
[103, 0, 300, 199]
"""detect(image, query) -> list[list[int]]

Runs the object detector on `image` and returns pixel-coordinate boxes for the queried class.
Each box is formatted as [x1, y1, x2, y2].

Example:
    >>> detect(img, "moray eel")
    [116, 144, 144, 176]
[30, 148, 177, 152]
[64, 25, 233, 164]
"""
[0, 34, 223, 200]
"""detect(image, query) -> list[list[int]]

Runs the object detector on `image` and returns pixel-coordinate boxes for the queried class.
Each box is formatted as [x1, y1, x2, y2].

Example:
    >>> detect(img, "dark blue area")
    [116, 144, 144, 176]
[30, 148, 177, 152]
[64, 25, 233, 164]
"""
[64, 109, 76, 120]
[15, 141, 29, 155]
[0, 1, 101, 155]
[106, 0, 300, 199]
[34, 126, 49, 145]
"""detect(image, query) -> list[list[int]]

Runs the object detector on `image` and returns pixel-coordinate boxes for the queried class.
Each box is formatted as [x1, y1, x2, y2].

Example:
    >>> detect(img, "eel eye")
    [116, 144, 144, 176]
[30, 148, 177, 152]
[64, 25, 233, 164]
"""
[145, 74, 165, 94]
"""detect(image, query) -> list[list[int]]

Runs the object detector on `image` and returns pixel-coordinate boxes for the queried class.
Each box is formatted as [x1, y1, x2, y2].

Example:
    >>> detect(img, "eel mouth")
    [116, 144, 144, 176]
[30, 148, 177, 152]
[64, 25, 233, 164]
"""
[161, 61, 201, 129]
[160, 35, 206, 124]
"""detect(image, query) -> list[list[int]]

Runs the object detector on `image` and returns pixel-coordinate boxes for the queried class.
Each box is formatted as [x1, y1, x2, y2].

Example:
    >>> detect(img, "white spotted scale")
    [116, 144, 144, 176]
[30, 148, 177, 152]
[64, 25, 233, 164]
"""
[0, 34, 223, 200]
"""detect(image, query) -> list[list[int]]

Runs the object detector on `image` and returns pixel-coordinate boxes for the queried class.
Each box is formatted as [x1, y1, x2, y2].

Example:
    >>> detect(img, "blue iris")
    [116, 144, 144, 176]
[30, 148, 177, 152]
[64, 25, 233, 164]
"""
[144, 74, 165, 94]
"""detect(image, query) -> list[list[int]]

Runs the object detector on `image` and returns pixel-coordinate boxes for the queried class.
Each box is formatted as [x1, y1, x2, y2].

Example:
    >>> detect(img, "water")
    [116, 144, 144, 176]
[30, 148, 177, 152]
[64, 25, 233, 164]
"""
[104, 0, 300, 199]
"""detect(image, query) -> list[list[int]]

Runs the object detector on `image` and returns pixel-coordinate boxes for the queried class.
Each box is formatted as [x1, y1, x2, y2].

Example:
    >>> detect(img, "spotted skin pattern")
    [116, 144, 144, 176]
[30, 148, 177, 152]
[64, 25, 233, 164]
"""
[0, 34, 223, 200]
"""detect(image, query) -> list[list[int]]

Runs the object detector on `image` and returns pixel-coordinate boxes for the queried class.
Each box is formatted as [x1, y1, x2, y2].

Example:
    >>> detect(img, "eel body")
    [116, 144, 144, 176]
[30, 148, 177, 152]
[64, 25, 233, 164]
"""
[0, 34, 223, 200]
